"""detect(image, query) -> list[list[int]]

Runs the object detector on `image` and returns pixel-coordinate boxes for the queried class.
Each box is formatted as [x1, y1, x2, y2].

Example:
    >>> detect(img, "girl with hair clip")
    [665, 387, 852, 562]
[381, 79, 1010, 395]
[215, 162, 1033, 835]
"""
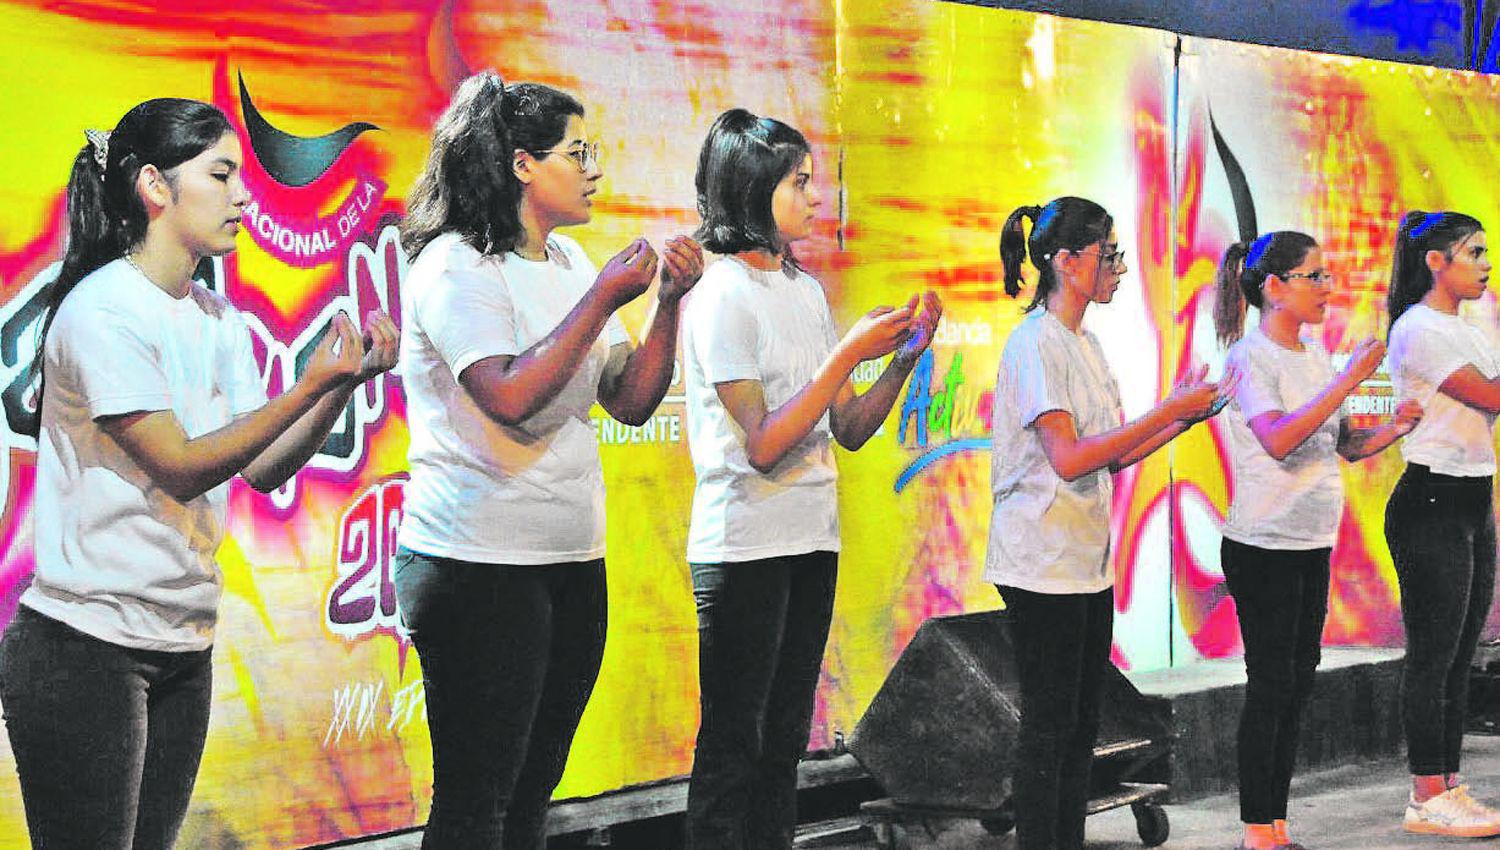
[395, 70, 703, 849]
[680, 107, 941, 850]
[1383, 209, 1500, 837]
[1212, 231, 1420, 850]
[0, 98, 397, 849]
[987, 196, 1229, 850]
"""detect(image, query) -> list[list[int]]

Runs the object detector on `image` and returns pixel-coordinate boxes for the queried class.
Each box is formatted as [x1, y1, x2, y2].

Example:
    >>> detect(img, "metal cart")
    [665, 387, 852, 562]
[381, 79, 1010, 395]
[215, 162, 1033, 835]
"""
[847, 611, 1174, 849]
[862, 762, 1169, 848]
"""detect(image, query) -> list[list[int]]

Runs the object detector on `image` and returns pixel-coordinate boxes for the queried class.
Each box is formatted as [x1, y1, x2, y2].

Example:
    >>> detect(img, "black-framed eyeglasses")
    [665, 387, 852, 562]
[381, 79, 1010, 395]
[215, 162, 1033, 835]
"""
[533, 141, 601, 173]
[1072, 248, 1127, 267]
[1283, 270, 1335, 289]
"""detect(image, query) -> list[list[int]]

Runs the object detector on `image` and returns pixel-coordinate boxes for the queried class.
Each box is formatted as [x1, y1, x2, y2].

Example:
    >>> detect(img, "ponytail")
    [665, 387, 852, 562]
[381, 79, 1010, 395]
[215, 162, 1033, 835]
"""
[999, 205, 1042, 302]
[1387, 209, 1481, 331]
[1211, 231, 1318, 347]
[50, 140, 132, 319]
[402, 71, 584, 259]
[1212, 241, 1252, 345]
[31, 99, 231, 434]
[998, 196, 1112, 313]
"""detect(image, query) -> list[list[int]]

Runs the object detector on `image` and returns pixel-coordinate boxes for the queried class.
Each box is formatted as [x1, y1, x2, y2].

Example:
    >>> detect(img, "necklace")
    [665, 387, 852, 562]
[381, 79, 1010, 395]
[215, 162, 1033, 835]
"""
[123, 252, 191, 299]
[512, 241, 550, 262]
[123, 253, 158, 286]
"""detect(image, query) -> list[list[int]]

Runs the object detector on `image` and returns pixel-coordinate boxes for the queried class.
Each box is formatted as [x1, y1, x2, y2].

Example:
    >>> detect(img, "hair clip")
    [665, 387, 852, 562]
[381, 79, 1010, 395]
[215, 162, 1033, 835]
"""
[84, 128, 111, 178]
[1410, 212, 1443, 239]
[1245, 233, 1274, 268]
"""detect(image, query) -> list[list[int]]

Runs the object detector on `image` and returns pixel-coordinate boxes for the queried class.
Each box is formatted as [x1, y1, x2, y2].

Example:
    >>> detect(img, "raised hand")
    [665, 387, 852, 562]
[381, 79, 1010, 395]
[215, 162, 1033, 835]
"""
[1165, 363, 1229, 423]
[302, 311, 364, 394]
[657, 236, 705, 304]
[354, 309, 400, 383]
[595, 237, 659, 310]
[1213, 364, 1244, 412]
[895, 289, 945, 365]
[1392, 398, 1423, 436]
[1341, 337, 1387, 384]
[841, 303, 915, 363]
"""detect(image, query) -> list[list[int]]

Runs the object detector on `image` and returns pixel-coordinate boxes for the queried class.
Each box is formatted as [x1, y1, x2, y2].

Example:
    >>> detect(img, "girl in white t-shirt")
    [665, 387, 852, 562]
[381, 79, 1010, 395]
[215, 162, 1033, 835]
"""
[1383, 210, 1500, 837]
[1211, 230, 1420, 850]
[395, 72, 703, 849]
[0, 99, 397, 849]
[680, 108, 940, 850]
[987, 196, 1226, 850]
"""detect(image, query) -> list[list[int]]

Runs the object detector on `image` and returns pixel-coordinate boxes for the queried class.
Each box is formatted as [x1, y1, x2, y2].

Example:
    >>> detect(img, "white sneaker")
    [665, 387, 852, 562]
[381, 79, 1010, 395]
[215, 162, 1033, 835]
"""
[1449, 786, 1500, 830]
[1405, 787, 1500, 837]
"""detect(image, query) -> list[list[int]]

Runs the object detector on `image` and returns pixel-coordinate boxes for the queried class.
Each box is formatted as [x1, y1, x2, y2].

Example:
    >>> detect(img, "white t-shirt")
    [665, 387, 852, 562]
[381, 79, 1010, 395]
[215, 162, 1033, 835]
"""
[984, 309, 1123, 594]
[1220, 327, 1346, 550]
[24, 259, 268, 651]
[682, 257, 841, 563]
[1389, 304, 1500, 477]
[398, 232, 627, 564]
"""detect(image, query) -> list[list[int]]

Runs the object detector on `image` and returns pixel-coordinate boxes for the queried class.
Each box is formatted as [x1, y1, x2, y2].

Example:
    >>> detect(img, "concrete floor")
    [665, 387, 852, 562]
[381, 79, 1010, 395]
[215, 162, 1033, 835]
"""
[815, 735, 1500, 849]
[337, 721, 1500, 849]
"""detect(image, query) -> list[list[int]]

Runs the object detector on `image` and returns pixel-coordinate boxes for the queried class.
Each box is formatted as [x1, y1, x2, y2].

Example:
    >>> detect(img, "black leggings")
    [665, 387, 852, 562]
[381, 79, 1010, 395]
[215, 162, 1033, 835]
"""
[1384, 463, 1497, 776]
[685, 552, 838, 850]
[997, 585, 1113, 850]
[1221, 538, 1330, 823]
[393, 549, 607, 850]
[0, 605, 213, 850]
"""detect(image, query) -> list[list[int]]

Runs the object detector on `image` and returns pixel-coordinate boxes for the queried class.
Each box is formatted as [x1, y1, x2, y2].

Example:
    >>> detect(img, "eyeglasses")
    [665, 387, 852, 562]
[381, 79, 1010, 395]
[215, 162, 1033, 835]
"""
[1282, 270, 1335, 289]
[533, 141, 601, 173]
[1072, 248, 1127, 267]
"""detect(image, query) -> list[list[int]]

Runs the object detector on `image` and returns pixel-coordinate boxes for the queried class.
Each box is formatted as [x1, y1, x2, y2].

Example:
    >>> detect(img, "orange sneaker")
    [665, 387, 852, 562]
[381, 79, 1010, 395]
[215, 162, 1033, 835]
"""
[1404, 787, 1500, 837]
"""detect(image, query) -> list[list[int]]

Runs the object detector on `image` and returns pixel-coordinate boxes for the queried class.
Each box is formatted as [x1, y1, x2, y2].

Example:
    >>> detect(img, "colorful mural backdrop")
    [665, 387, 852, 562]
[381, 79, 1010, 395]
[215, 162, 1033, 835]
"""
[836, 3, 1181, 674]
[1172, 36, 1500, 663]
[0, 1, 1496, 847]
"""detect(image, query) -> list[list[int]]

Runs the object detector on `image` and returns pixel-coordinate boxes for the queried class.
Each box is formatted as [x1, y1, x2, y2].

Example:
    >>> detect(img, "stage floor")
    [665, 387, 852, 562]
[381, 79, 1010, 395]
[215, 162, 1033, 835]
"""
[815, 735, 1500, 849]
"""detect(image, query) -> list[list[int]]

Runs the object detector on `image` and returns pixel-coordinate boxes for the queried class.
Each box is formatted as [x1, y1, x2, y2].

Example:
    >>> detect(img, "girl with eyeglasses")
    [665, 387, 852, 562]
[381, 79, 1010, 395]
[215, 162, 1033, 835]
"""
[1211, 231, 1420, 850]
[680, 108, 940, 850]
[0, 97, 397, 849]
[1383, 210, 1500, 837]
[395, 71, 703, 848]
[988, 196, 1227, 850]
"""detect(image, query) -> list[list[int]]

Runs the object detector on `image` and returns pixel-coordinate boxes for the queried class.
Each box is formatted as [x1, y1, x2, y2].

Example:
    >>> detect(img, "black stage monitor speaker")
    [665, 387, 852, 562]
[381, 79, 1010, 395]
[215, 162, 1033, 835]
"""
[848, 609, 1169, 810]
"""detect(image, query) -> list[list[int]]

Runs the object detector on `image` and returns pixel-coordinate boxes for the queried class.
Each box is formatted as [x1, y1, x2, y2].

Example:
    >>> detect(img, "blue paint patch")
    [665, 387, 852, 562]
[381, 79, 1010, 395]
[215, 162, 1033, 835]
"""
[1345, 0, 1465, 52]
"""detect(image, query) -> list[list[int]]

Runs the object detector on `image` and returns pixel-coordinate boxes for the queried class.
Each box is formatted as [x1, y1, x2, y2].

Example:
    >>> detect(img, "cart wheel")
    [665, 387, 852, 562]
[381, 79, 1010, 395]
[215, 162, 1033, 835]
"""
[1132, 801, 1170, 847]
[877, 822, 911, 850]
[979, 814, 1015, 835]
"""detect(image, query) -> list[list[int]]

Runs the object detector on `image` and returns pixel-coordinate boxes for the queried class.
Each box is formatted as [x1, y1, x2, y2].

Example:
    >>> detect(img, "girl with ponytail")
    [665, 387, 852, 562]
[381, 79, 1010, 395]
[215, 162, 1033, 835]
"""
[0, 98, 397, 849]
[1381, 210, 1500, 837]
[395, 70, 704, 848]
[679, 108, 940, 850]
[1212, 231, 1419, 849]
[986, 196, 1229, 850]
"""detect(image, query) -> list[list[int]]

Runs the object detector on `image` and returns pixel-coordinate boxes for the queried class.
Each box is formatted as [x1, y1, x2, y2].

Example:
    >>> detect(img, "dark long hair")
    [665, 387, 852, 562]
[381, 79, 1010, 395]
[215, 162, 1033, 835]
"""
[693, 108, 812, 256]
[401, 71, 584, 258]
[31, 98, 232, 430]
[1388, 210, 1484, 330]
[998, 196, 1113, 312]
[1211, 230, 1318, 345]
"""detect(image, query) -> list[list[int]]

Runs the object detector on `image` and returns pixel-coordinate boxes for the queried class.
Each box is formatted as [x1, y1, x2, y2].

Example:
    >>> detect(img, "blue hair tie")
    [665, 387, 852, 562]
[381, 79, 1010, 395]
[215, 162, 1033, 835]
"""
[1245, 233, 1275, 269]
[1410, 212, 1443, 239]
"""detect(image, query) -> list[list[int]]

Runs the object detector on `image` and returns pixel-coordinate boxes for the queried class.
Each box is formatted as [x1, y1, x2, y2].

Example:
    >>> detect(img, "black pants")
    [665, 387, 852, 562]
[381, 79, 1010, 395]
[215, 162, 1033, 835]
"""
[0, 605, 213, 850]
[685, 551, 838, 850]
[1221, 538, 1330, 823]
[997, 585, 1113, 850]
[393, 549, 608, 850]
[1384, 463, 1497, 776]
